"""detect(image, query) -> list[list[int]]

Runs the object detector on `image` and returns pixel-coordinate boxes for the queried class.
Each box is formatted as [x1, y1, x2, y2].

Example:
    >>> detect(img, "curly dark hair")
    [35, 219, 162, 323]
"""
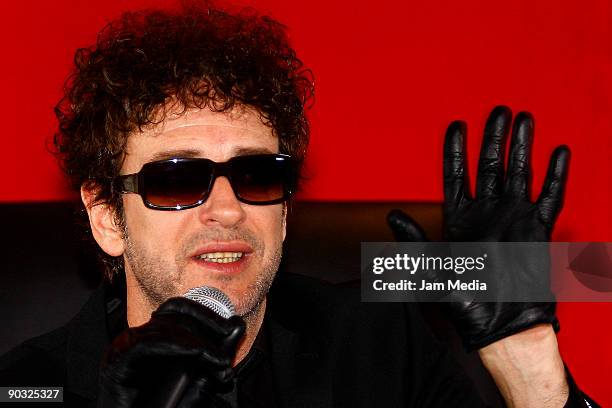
[53, 1, 314, 282]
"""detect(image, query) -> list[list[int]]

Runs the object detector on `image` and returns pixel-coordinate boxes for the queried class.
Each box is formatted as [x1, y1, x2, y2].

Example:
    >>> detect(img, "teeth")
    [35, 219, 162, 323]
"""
[198, 252, 244, 263]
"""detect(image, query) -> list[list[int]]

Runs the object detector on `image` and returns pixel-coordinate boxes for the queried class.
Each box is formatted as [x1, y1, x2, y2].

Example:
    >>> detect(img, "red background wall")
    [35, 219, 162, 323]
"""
[2, 0, 610, 403]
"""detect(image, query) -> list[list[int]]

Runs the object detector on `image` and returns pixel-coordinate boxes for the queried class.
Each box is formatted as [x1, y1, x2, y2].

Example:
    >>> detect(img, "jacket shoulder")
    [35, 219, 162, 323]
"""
[0, 325, 70, 386]
[269, 273, 419, 335]
[269, 273, 360, 313]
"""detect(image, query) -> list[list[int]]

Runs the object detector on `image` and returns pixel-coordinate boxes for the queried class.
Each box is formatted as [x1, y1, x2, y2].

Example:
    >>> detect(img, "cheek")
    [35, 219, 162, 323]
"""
[248, 206, 286, 247]
[123, 196, 149, 233]
[122, 196, 181, 247]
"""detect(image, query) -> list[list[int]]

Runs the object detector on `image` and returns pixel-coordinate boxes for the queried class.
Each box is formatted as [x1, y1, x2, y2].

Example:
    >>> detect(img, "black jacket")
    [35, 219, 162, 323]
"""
[0, 273, 591, 407]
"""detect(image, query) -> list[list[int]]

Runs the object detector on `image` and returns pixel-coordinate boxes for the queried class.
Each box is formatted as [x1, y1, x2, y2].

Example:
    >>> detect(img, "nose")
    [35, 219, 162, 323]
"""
[197, 176, 246, 228]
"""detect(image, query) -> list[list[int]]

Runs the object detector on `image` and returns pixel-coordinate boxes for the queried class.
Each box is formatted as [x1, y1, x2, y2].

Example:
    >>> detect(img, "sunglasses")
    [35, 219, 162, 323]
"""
[113, 154, 296, 210]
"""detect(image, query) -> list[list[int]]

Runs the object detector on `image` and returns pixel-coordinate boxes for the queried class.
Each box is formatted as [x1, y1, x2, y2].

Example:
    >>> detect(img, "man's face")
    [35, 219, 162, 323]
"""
[118, 106, 286, 317]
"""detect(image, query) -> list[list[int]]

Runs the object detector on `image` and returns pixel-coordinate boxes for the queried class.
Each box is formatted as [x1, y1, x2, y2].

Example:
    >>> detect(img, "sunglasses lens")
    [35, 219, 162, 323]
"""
[143, 160, 212, 208]
[231, 155, 294, 203]
[131, 155, 294, 209]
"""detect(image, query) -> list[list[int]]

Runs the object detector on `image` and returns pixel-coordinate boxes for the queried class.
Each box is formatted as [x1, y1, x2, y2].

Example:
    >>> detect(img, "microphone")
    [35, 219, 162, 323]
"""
[184, 286, 236, 318]
[144, 286, 243, 408]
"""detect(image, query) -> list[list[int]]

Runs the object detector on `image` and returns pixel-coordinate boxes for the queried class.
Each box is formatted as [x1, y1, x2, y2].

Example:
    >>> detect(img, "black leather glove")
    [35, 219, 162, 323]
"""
[98, 297, 245, 408]
[387, 105, 570, 351]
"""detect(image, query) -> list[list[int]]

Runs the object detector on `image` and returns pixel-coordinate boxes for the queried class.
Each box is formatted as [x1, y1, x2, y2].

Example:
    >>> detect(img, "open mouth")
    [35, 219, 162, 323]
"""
[191, 242, 253, 273]
[198, 252, 244, 263]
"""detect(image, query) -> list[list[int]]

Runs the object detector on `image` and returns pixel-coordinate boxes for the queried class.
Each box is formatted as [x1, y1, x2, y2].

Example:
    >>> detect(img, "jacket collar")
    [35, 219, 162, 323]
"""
[266, 275, 333, 408]
[65, 285, 109, 400]
[65, 276, 126, 401]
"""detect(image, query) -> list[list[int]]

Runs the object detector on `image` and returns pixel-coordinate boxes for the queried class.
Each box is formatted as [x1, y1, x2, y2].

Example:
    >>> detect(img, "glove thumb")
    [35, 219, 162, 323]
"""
[386, 209, 428, 242]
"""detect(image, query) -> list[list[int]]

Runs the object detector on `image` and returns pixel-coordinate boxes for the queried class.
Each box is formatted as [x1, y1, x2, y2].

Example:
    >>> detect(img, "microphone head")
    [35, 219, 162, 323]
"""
[184, 286, 236, 319]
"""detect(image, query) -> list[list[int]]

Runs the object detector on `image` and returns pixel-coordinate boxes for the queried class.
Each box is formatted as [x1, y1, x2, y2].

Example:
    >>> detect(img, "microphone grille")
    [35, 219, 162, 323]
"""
[184, 286, 236, 319]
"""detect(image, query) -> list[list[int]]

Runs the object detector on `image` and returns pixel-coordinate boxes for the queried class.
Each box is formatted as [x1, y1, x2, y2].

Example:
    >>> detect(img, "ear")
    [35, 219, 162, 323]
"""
[81, 183, 125, 257]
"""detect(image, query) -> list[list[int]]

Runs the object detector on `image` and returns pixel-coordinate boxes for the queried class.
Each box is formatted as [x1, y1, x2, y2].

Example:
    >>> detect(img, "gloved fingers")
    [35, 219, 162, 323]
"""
[103, 341, 234, 394]
[197, 347, 233, 370]
[504, 111, 533, 199]
[109, 319, 215, 355]
[443, 120, 472, 207]
[223, 316, 246, 352]
[104, 320, 235, 364]
[475, 105, 512, 199]
[178, 369, 235, 407]
[175, 376, 215, 408]
[106, 339, 219, 374]
[193, 364, 235, 386]
[131, 339, 225, 362]
[386, 209, 428, 242]
[536, 145, 570, 227]
[155, 297, 244, 339]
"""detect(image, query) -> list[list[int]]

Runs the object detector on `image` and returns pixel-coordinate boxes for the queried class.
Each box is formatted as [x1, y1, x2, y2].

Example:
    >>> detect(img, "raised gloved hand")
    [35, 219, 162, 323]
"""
[388, 105, 570, 351]
[98, 297, 245, 408]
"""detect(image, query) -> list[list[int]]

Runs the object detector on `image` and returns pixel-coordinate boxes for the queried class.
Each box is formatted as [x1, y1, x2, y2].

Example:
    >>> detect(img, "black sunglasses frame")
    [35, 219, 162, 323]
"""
[113, 154, 296, 211]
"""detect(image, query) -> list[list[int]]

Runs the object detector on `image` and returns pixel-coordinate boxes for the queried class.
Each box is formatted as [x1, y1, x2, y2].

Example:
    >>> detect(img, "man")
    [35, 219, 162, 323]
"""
[0, 2, 598, 407]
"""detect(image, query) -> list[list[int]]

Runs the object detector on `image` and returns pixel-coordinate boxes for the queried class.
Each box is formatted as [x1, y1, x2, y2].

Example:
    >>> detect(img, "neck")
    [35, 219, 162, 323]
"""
[233, 298, 266, 366]
[125, 274, 156, 327]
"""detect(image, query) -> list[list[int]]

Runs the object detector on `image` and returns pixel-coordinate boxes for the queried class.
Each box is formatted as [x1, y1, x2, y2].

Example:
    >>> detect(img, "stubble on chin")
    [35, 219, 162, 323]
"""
[123, 225, 283, 320]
